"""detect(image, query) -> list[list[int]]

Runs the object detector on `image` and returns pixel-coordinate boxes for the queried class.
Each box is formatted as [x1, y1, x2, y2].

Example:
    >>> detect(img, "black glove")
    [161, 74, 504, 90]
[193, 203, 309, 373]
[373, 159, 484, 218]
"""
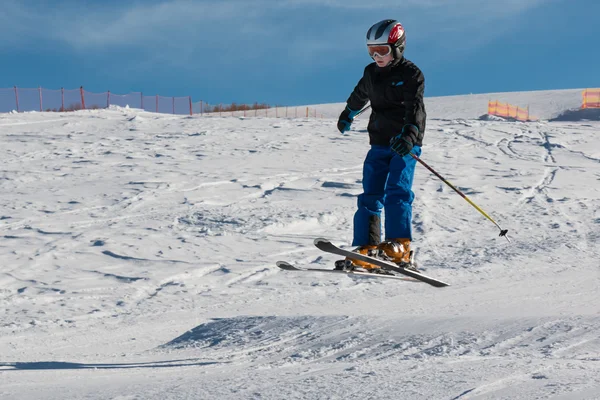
[337, 106, 360, 134]
[390, 124, 418, 156]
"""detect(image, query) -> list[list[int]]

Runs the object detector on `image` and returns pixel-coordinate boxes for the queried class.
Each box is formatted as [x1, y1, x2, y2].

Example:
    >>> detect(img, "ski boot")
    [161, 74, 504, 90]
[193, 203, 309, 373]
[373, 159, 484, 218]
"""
[334, 244, 395, 276]
[376, 238, 418, 271]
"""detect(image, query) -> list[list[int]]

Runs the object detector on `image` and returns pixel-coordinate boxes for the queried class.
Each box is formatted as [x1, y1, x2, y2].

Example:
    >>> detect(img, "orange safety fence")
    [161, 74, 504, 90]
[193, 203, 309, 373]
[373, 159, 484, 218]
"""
[582, 89, 600, 109]
[488, 100, 538, 122]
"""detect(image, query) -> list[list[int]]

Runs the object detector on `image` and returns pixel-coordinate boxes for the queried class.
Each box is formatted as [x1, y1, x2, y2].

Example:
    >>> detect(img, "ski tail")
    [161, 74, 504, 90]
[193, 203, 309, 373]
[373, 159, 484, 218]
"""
[276, 261, 420, 282]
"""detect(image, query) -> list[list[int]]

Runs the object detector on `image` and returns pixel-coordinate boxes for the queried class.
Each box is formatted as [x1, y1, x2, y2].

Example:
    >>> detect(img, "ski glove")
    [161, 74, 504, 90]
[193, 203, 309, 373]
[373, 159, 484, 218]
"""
[390, 124, 419, 156]
[337, 106, 360, 134]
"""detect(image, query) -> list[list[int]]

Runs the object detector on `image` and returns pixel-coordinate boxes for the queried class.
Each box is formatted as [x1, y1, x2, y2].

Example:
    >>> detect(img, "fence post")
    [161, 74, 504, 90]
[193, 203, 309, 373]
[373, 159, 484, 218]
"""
[200, 100, 203, 116]
[306, 107, 308, 118]
[141, 92, 144, 110]
[156, 95, 158, 113]
[61, 88, 64, 111]
[14, 86, 19, 112]
[107, 90, 111, 108]
[39, 86, 43, 112]
[80, 86, 86, 109]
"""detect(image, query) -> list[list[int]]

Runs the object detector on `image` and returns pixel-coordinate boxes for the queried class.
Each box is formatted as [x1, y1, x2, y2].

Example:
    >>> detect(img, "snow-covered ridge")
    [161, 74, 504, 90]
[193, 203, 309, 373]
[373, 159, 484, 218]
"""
[311, 88, 586, 120]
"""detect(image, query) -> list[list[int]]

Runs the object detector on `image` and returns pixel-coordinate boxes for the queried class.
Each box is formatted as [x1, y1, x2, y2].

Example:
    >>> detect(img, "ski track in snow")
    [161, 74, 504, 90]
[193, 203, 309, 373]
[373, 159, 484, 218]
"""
[1, 102, 599, 399]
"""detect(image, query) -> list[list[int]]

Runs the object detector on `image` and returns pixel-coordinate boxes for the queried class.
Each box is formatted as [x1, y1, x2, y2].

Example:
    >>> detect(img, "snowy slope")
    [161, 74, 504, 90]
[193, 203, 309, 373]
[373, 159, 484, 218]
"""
[311, 88, 585, 120]
[1, 91, 599, 400]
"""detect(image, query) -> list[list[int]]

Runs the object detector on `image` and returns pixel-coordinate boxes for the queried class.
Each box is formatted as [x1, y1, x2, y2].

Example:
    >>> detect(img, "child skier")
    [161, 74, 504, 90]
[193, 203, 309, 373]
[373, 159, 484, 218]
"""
[336, 19, 426, 271]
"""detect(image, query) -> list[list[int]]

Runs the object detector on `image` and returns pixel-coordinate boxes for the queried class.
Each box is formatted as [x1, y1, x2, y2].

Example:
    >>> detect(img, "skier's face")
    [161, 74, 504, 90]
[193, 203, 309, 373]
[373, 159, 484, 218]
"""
[373, 53, 393, 68]
[368, 44, 394, 67]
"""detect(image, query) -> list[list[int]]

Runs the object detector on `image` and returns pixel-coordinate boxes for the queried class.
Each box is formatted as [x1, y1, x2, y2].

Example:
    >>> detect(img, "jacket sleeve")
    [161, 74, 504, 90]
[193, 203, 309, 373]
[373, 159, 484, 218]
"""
[345, 66, 370, 112]
[402, 66, 426, 137]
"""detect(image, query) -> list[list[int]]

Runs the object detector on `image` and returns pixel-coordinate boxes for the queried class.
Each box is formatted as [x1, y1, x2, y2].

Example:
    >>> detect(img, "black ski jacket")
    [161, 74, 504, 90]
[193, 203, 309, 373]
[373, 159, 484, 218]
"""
[345, 57, 426, 146]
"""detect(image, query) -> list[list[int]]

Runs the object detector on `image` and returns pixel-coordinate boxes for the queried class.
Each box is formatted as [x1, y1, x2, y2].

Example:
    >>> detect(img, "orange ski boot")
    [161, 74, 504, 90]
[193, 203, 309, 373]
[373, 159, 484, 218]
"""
[376, 238, 417, 270]
[334, 244, 381, 271]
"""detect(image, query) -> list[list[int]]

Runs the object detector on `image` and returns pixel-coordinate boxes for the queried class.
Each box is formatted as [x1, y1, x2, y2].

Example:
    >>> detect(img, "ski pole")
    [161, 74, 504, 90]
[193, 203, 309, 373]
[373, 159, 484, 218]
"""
[408, 152, 510, 242]
[354, 104, 371, 118]
[352, 104, 510, 242]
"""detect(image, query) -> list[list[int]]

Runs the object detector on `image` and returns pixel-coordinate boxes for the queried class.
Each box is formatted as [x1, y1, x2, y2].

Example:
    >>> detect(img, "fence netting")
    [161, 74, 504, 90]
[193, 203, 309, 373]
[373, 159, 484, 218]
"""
[1, 87, 193, 115]
[582, 89, 600, 109]
[3, 87, 325, 118]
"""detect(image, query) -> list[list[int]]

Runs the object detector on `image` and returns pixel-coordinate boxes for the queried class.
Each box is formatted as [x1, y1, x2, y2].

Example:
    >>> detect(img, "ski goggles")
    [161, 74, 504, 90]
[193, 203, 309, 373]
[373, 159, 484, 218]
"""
[367, 44, 392, 58]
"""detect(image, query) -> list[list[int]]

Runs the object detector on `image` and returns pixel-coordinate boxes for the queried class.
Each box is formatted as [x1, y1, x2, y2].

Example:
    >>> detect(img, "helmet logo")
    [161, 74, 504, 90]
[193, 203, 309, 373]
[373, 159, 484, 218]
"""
[388, 24, 404, 43]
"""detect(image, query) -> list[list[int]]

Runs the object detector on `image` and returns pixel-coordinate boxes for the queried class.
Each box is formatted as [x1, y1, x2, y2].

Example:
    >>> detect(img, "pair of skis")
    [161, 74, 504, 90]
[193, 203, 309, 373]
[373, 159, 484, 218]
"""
[277, 238, 449, 288]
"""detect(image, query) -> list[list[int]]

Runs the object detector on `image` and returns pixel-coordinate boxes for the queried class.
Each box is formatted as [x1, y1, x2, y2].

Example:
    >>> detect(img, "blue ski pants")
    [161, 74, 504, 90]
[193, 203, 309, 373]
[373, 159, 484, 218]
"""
[352, 145, 421, 246]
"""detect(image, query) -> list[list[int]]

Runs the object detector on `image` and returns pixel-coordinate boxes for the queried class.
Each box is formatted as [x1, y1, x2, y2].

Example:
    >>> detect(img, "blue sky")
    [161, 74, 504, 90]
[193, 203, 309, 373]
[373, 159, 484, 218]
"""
[1, 0, 599, 106]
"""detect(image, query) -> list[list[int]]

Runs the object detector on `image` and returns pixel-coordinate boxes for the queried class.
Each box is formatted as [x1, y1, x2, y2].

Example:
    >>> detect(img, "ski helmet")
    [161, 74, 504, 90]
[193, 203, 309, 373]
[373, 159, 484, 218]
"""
[366, 19, 406, 65]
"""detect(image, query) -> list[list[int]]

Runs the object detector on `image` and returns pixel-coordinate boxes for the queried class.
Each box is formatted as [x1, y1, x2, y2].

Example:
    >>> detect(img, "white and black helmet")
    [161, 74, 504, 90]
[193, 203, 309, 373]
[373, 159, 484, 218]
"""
[366, 19, 406, 64]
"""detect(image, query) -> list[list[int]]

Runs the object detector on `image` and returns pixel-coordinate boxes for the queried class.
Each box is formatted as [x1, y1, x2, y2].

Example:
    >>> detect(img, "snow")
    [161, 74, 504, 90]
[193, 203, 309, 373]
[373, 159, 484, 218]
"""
[1, 90, 599, 399]
[309, 88, 585, 121]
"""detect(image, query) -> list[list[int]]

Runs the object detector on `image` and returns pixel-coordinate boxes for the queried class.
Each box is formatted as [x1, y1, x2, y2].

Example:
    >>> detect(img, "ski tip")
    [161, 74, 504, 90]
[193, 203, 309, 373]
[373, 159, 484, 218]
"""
[313, 238, 330, 245]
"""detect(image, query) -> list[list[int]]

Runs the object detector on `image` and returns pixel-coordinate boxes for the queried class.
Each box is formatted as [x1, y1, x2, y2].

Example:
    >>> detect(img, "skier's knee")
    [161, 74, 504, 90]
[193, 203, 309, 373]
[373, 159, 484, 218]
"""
[384, 190, 414, 205]
[357, 194, 384, 211]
